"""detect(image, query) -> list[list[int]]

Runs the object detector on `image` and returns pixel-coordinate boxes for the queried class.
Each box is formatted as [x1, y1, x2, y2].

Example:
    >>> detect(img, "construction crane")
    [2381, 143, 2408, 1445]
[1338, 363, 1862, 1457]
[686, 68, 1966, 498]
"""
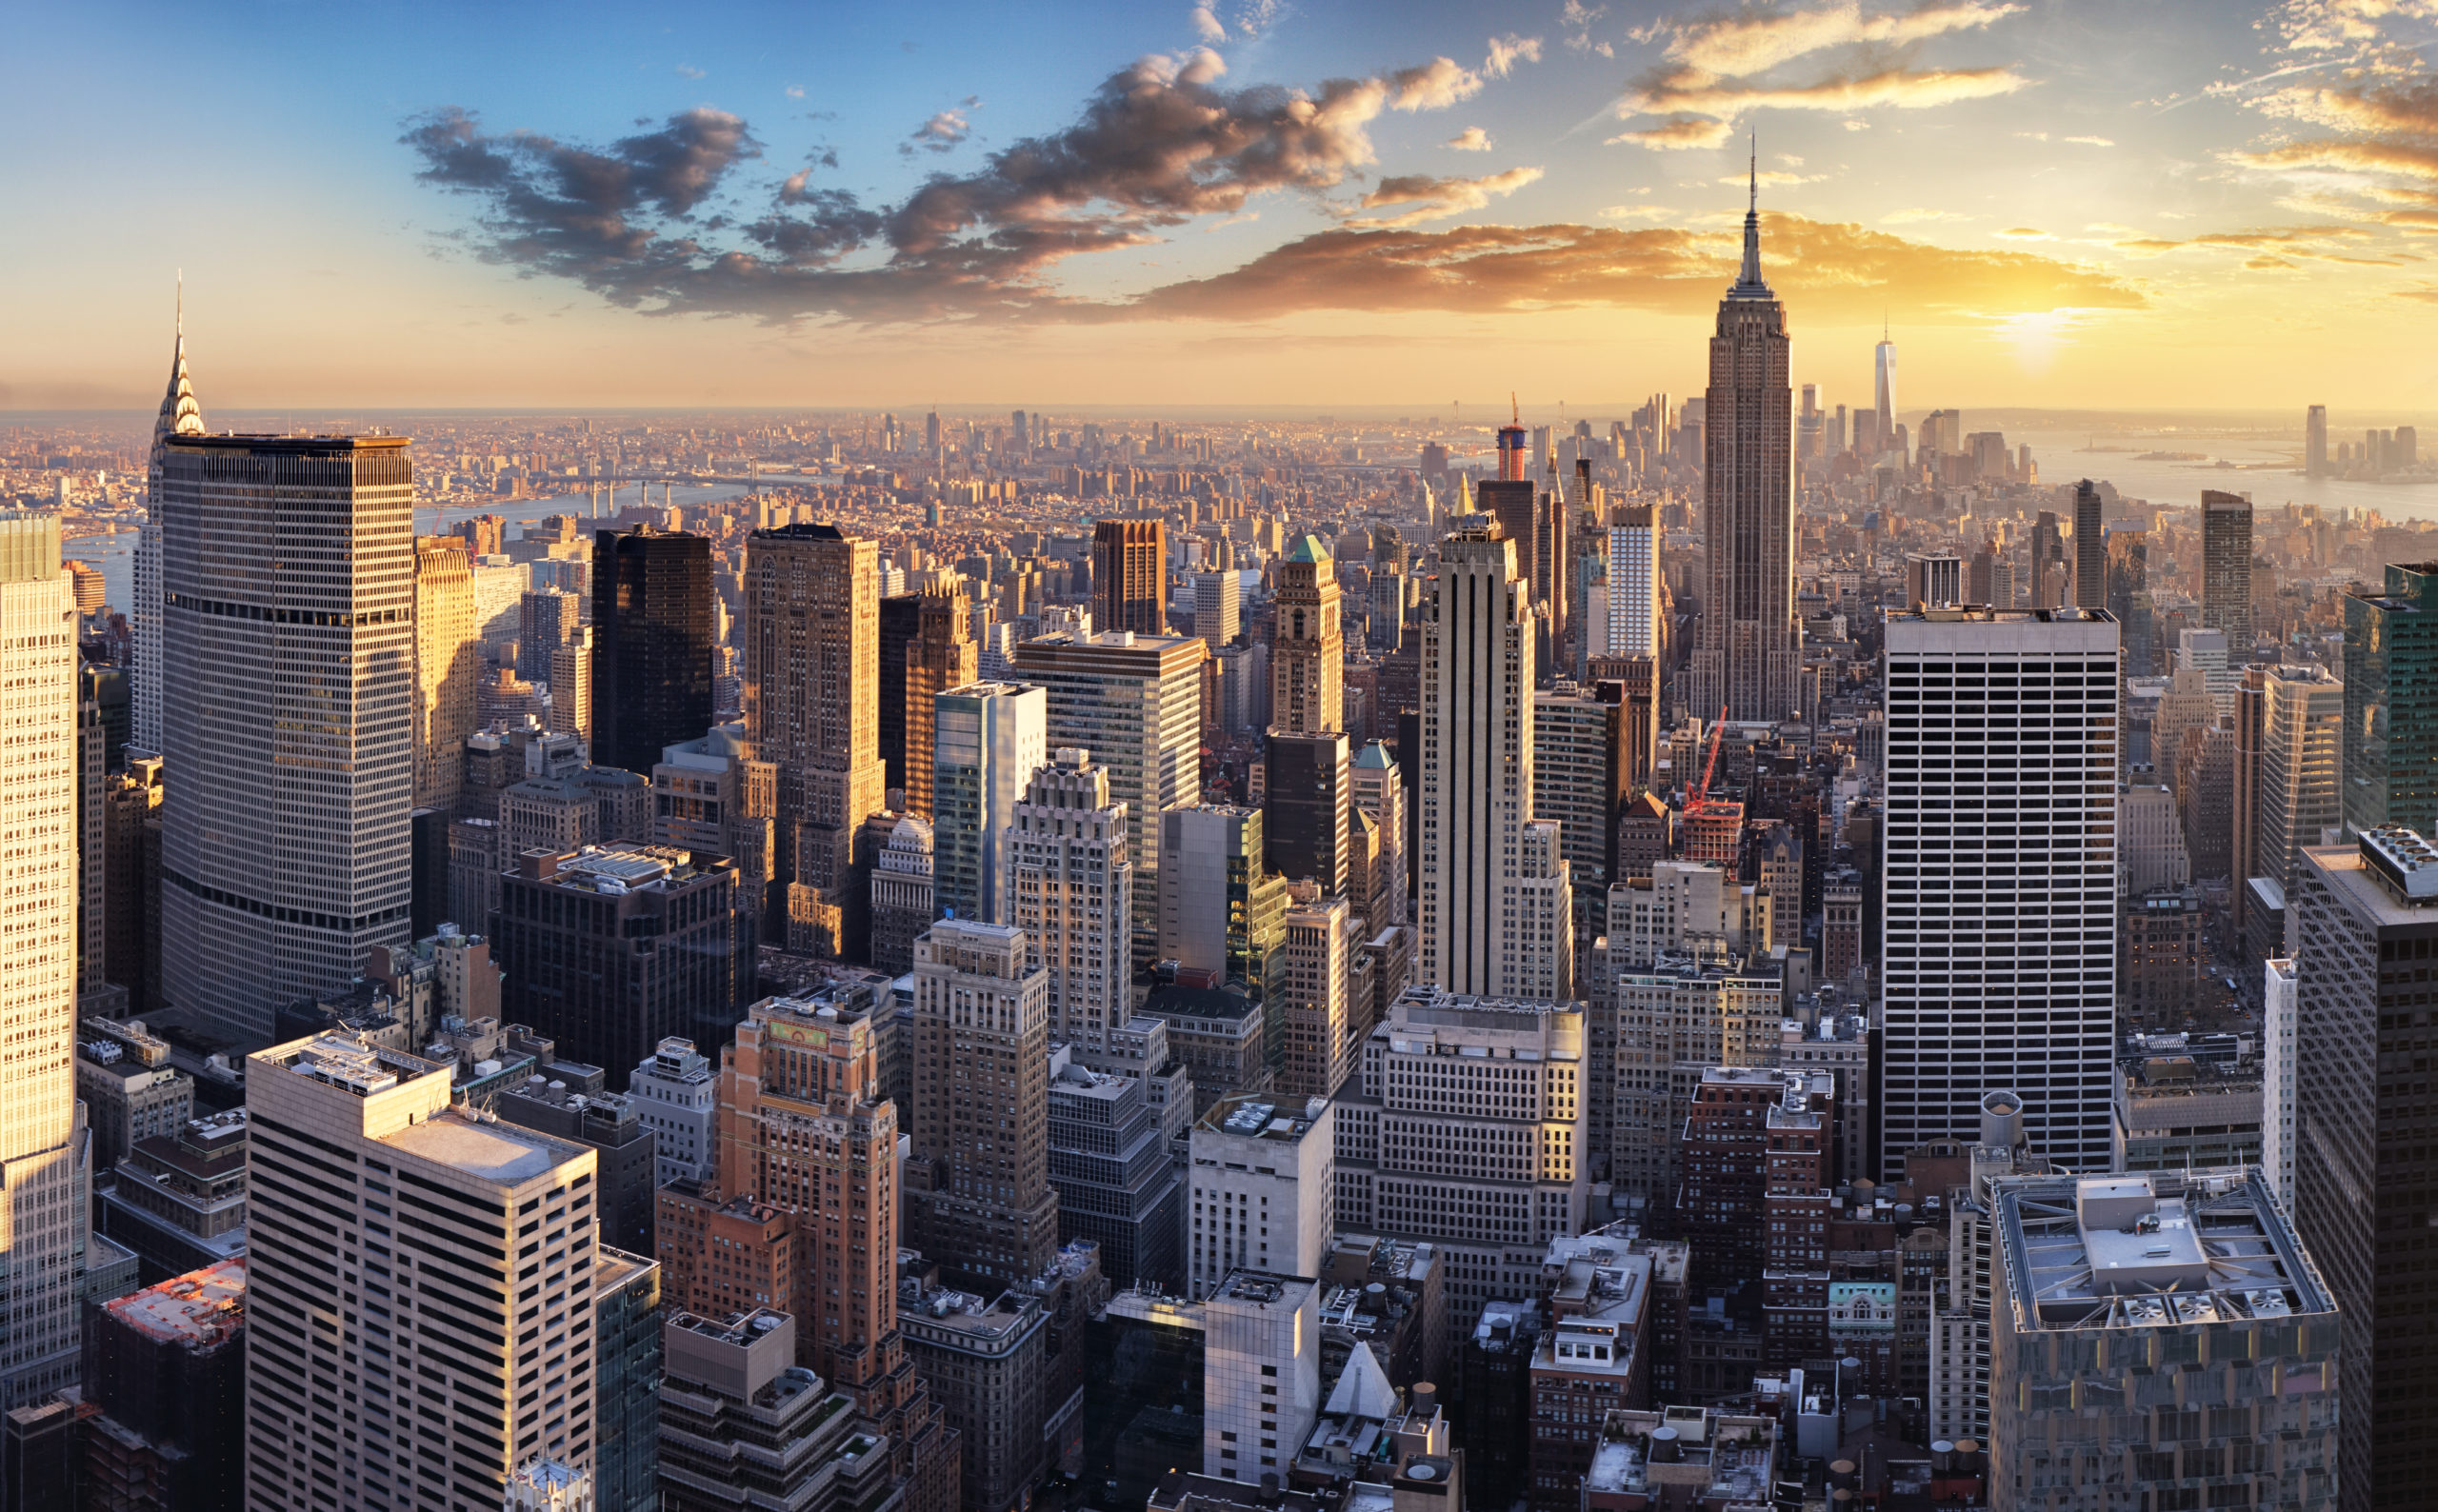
[1686, 705, 1729, 818]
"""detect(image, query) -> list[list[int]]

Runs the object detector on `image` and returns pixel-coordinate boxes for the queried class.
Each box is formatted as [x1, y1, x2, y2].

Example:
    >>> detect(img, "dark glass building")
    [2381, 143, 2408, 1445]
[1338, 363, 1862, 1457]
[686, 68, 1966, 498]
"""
[592, 526, 714, 778]
[2344, 560, 2438, 838]
[593, 1248, 663, 1512]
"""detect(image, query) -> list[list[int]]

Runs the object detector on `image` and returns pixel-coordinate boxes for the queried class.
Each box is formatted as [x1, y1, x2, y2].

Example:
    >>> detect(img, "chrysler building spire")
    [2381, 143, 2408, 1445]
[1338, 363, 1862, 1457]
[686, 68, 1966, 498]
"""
[152, 277, 205, 456]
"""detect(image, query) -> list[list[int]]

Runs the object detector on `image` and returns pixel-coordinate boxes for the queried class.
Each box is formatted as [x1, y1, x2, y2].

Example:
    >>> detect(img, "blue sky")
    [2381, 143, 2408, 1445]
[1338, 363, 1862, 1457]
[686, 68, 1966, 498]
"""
[8, 0, 2437, 411]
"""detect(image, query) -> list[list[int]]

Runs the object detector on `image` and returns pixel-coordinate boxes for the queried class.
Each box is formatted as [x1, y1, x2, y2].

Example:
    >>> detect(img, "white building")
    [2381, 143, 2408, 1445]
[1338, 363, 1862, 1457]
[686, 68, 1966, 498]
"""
[1009, 747, 1133, 1065]
[932, 680, 1047, 925]
[1279, 892, 1356, 1100]
[1509, 819, 1574, 1002]
[0, 512, 106, 1404]
[1418, 521, 1543, 998]
[1604, 505, 1659, 657]
[2177, 627, 2237, 717]
[1881, 607, 2121, 1174]
[1188, 1092, 1335, 1300]
[2261, 957, 2298, 1211]
[1194, 570, 1240, 650]
[1202, 1270, 1323, 1485]
[244, 1035, 601, 1503]
[630, 1037, 719, 1187]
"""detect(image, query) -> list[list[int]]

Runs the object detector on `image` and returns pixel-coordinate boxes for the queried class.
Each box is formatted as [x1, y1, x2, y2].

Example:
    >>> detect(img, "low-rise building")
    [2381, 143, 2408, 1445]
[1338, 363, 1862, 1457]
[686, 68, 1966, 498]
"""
[1202, 1270, 1323, 1487]
[1188, 1092, 1334, 1301]
[900, 1283, 1049, 1512]
[76, 1018, 191, 1173]
[629, 1037, 717, 1187]
[97, 1106, 249, 1286]
[1579, 1405, 1783, 1512]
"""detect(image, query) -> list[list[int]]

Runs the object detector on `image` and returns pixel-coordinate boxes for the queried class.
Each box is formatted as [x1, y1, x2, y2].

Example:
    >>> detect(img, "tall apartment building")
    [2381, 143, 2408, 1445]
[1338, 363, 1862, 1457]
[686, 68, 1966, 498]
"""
[1509, 820, 1574, 1002]
[2342, 561, 2438, 838]
[550, 627, 592, 744]
[1278, 892, 1356, 1100]
[1418, 522, 1545, 997]
[1689, 181, 1798, 723]
[243, 1035, 600, 1508]
[2071, 479, 2105, 610]
[1194, 569, 1240, 649]
[1013, 630, 1208, 957]
[2262, 956, 2298, 1210]
[869, 815, 937, 977]
[492, 846, 751, 1088]
[933, 681, 1047, 925]
[2105, 528, 2153, 677]
[157, 434, 414, 1039]
[414, 536, 479, 813]
[2290, 828, 2438, 1505]
[879, 593, 976, 819]
[1009, 749, 1132, 1064]
[744, 524, 885, 960]
[1092, 519, 1167, 635]
[2235, 665, 2344, 933]
[1607, 952, 1784, 1204]
[517, 586, 580, 682]
[0, 513, 102, 1404]
[1332, 985, 1588, 1333]
[1881, 607, 2121, 1174]
[1187, 1092, 1335, 1301]
[592, 526, 714, 778]
[908, 921, 1060, 1283]
[1604, 506, 1659, 657]
[2201, 490, 2254, 647]
[1988, 1170, 2338, 1512]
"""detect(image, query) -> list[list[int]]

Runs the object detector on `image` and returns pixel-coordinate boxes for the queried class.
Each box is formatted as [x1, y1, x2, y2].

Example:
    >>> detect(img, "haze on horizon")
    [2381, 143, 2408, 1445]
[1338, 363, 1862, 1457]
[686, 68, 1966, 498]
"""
[9, 0, 2437, 414]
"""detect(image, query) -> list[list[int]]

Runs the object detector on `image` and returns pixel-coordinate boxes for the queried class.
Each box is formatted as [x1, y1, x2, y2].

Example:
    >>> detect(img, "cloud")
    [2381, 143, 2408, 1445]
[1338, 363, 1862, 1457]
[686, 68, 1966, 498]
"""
[2108, 223, 2392, 261]
[1484, 34, 1543, 78]
[1338, 167, 1544, 229]
[1564, 1, 1613, 56]
[909, 109, 970, 152]
[1388, 57, 1483, 111]
[2063, 134, 2114, 146]
[676, 65, 706, 80]
[1721, 169, 1825, 187]
[785, 86, 805, 99]
[1129, 210, 2145, 323]
[1610, 115, 1737, 150]
[1446, 126, 1493, 151]
[1882, 207, 1970, 223]
[1601, 204, 1678, 219]
[1650, 0, 2024, 77]
[1189, 4, 1226, 43]
[1994, 226, 2051, 239]
[1629, 64, 2028, 119]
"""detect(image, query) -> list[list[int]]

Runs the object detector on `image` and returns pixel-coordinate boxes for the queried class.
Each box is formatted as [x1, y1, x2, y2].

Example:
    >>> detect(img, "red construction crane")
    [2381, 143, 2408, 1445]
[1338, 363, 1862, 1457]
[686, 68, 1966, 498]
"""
[1686, 704, 1729, 817]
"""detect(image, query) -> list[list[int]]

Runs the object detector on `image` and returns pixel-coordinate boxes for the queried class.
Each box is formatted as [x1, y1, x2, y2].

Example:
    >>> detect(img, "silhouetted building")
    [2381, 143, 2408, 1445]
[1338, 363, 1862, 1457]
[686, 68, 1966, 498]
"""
[593, 526, 715, 778]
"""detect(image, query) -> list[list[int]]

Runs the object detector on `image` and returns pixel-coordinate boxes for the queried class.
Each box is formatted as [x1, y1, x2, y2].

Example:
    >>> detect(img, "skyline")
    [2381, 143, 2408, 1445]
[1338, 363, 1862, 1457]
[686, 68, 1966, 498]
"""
[10, 0, 2438, 411]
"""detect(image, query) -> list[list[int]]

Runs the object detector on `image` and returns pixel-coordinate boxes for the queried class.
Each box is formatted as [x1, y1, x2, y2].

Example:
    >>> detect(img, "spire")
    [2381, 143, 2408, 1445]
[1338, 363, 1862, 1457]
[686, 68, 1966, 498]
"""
[1729, 130, 1770, 299]
[152, 279, 205, 463]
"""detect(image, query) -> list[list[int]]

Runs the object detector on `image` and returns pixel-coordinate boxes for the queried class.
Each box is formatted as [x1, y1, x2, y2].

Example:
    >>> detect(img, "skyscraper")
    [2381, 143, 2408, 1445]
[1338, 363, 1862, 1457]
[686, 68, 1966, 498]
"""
[1604, 505, 1659, 658]
[2234, 665, 2344, 925]
[413, 536, 479, 814]
[1193, 569, 1240, 650]
[1091, 519, 1167, 635]
[136, 301, 202, 759]
[1277, 891, 1355, 1099]
[2072, 479, 2104, 610]
[1009, 748, 1133, 1063]
[1418, 522, 1548, 998]
[593, 526, 715, 777]
[2306, 404, 2328, 478]
[157, 434, 414, 1040]
[2104, 528, 2152, 677]
[879, 593, 975, 819]
[932, 681, 1047, 925]
[1269, 538, 1343, 738]
[1689, 169, 1798, 724]
[907, 920, 1060, 1283]
[0, 513, 100, 1404]
[1880, 606, 2121, 1174]
[2342, 561, 2438, 838]
[1266, 535, 1350, 895]
[1873, 324, 1896, 455]
[745, 524, 884, 958]
[2201, 490, 2255, 647]
[2029, 511, 2067, 610]
[2290, 829, 2438, 1506]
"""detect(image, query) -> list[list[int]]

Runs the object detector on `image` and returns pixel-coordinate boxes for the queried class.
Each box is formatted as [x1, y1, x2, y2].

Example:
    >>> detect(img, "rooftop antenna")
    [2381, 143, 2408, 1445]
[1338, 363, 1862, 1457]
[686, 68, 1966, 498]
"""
[1749, 131, 1757, 213]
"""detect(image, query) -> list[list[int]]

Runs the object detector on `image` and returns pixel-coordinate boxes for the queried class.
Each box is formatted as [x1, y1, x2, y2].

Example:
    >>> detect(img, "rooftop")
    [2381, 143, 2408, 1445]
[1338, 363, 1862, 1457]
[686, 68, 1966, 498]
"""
[276, 1036, 450, 1097]
[102, 1258, 246, 1351]
[1197, 1091, 1328, 1142]
[382, 1109, 582, 1187]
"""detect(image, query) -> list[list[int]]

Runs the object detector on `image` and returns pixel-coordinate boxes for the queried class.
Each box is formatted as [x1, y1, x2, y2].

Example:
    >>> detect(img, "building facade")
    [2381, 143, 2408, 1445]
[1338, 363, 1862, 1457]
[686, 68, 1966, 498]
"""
[933, 681, 1048, 926]
[591, 526, 714, 779]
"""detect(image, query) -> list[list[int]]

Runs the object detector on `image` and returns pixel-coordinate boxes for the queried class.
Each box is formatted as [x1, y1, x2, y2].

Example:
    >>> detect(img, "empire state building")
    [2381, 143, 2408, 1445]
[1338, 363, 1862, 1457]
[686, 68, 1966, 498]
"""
[1689, 166, 1799, 725]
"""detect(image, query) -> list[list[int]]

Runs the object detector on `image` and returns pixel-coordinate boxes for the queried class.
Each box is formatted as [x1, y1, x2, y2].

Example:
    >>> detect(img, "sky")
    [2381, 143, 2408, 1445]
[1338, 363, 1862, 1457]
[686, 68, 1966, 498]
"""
[7, 0, 2438, 415]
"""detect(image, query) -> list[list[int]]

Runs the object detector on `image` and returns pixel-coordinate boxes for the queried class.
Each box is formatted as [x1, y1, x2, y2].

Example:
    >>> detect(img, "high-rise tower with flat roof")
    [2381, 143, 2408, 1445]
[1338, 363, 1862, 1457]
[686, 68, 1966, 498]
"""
[2201, 491, 2254, 647]
[593, 526, 715, 778]
[1092, 519, 1167, 635]
[1689, 169, 1798, 724]
[2343, 561, 2438, 838]
[157, 435, 414, 1039]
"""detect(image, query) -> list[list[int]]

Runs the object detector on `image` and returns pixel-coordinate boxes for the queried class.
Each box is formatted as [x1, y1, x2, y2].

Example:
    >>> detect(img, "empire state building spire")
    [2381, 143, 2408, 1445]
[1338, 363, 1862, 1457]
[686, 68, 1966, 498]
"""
[1729, 134, 1771, 299]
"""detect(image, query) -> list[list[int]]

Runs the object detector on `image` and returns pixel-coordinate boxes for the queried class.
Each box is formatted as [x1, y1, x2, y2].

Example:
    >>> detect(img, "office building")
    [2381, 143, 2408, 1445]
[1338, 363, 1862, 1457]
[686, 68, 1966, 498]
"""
[651, 727, 779, 926]
[75, 1018, 190, 1173]
[899, 1282, 1053, 1512]
[550, 627, 592, 743]
[2030, 511, 2068, 610]
[868, 814, 937, 977]
[1269, 538, 1342, 738]
[1048, 1054, 1185, 1288]
[656, 1309, 907, 1512]
[492, 846, 751, 1086]
[97, 1106, 249, 1286]
[2290, 828, 2438, 1504]
[1988, 1170, 2337, 1512]
[1277, 892, 1356, 1100]
[932, 681, 1047, 925]
[157, 435, 413, 1040]
[630, 1037, 718, 1187]
[496, 1064, 658, 1254]
[2236, 665, 2344, 929]
[2072, 479, 2104, 610]
[1349, 741, 1408, 931]
[591, 1248, 663, 1512]
[1605, 506, 1660, 657]
[1187, 1092, 1335, 1301]
[907, 920, 1060, 1283]
[79, 1257, 248, 1512]
[2342, 561, 2438, 838]
[517, 586, 580, 682]
[103, 752, 166, 1013]
[1194, 570, 1240, 650]
[134, 312, 203, 757]
[2307, 404, 2328, 477]
[1013, 630, 1205, 954]
[2202, 490, 2255, 647]
[243, 1035, 599, 1507]
[1264, 727, 1351, 897]
[1418, 522, 1546, 997]
[2105, 528, 2153, 677]
[2262, 957, 2298, 1210]
[1092, 519, 1167, 635]
[1534, 685, 1627, 954]
[1009, 749, 1132, 1063]
[879, 593, 976, 820]
[1159, 806, 1289, 1033]
[1332, 985, 1588, 1333]
[592, 525, 714, 778]
[1688, 177, 1798, 724]
[414, 536, 479, 814]
[1529, 1240, 1662, 1512]
[1881, 607, 2120, 1175]
[1203, 1271, 1323, 1485]
[745, 525, 884, 960]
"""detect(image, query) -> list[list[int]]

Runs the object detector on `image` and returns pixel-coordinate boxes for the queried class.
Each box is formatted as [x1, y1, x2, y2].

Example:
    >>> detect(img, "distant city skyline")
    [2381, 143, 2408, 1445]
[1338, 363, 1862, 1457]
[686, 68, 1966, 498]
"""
[12, 0, 2438, 410]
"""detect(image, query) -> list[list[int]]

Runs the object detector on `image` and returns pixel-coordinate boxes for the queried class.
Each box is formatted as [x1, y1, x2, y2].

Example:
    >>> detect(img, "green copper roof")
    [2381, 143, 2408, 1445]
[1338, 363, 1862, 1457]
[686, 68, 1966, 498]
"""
[1352, 740, 1395, 769]
[1287, 534, 1330, 564]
